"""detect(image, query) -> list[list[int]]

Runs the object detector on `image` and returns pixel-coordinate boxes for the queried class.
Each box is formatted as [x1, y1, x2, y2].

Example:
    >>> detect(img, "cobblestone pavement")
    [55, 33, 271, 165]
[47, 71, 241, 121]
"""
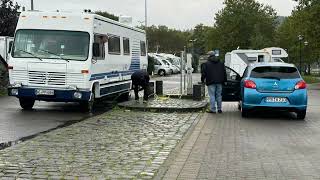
[164, 90, 320, 180]
[119, 98, 207, 112]
[0, 110, 200, 179]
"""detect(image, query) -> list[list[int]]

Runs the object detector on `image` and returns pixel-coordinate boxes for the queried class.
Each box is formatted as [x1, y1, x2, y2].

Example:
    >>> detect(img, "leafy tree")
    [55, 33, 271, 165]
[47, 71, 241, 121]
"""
[276, 0, 320, 74]
[95, 11, 119, 21]
[0, 0, 20, 36]
[207, 0, 277, 57]
[145, 25, 191, 55]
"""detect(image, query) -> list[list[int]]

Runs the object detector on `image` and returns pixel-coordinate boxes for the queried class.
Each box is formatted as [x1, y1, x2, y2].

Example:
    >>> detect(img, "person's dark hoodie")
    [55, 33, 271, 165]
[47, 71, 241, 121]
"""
[201, 55, 227, 86]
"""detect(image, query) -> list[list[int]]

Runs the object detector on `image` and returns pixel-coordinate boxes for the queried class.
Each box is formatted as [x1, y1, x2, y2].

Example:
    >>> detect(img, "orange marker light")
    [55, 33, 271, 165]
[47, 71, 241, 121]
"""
[81, 70, 89, 74]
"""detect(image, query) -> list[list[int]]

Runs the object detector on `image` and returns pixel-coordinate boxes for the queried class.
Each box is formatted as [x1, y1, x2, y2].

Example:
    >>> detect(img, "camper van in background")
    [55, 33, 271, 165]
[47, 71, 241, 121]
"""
[7, 11, 147, 111]
[225, 47, 288, 76]
[0, 36, 14, 66]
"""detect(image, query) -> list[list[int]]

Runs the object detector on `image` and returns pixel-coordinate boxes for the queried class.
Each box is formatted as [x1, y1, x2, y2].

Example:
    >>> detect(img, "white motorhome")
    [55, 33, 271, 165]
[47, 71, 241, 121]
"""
[225, 47, 288, 76]
[0, 36, 14, 66]
[7, 11, 147, 111]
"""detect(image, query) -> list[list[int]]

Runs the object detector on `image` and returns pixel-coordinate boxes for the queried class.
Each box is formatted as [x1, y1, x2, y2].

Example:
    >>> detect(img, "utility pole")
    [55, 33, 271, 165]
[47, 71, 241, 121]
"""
[31, 0, 34, 11]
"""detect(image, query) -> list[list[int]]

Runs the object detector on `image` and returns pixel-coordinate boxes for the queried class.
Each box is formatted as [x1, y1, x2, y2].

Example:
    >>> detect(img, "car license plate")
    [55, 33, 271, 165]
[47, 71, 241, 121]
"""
[35, 89, 55, 96]
[266, 97, 287, 103]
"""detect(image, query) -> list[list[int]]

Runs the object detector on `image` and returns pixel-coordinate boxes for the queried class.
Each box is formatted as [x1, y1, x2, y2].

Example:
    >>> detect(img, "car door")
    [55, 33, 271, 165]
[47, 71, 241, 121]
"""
[222, 67, 241, 101]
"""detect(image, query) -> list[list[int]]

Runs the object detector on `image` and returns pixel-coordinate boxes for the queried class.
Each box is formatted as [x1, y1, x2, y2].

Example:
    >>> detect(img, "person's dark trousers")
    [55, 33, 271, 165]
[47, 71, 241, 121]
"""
[133, 84, 140, 100]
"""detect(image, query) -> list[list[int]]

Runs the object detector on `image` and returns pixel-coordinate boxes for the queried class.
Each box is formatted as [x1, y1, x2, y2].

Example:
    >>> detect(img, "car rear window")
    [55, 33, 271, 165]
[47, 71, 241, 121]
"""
[250, 66, 300, 79]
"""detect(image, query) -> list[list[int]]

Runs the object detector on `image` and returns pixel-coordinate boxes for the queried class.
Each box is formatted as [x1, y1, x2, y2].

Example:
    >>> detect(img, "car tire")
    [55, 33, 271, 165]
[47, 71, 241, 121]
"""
[19, 98, 35, 110]
[80, 91, 95, 113]
[241, 108, 249, 118]
[296, 110, 306, 120]
[238, 103, 241, 111]
[158, 70, 166, 76]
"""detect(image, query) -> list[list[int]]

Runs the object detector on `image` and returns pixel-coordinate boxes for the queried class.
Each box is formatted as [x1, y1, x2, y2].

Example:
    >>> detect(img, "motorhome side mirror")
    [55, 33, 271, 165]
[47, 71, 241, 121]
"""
[92, 43, 100, 57]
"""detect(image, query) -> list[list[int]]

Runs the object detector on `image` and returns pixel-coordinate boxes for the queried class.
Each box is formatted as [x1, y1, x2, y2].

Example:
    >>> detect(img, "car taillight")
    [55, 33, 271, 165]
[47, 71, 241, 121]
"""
[244, 80, 256, 89]
[295, 80, 307, 90]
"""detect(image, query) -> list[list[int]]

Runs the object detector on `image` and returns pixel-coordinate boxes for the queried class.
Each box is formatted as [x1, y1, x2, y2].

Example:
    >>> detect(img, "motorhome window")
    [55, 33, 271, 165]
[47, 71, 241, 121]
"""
[250, 66, 300, 79]
[108, 35, 121, 55]
[12, 30, 89, 61]
[94, 34, 107, 60]
[123, 38, 130, 55]
[247, 57, 257, 61]
[140, 41, 146, 56]
[272, 50, 282, 55]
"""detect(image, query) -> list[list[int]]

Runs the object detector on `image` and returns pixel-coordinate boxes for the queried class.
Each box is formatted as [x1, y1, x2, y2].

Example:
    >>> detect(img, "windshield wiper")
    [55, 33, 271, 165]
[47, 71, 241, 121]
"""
[15, 49, 43, 61]
[38, 49, 70, 62]
[261, 76, 281, 81]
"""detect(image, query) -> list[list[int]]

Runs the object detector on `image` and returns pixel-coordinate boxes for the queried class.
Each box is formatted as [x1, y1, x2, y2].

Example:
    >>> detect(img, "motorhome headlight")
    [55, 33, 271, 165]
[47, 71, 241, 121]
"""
[69, 85, 77, 90]
[11, 89, 18, 96]
[12, 83, 22, 88]
[73, 92, 82, 99]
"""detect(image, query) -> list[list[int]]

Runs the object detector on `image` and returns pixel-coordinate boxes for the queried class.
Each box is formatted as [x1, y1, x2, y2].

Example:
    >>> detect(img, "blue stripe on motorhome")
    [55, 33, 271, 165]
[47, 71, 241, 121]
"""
[100, 83, 131, 96]
[89, 55, 141, 81]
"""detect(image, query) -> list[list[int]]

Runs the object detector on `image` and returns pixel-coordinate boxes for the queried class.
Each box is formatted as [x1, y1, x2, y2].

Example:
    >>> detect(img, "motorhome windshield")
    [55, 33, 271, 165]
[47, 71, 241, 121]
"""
[12, 30, 90, 61]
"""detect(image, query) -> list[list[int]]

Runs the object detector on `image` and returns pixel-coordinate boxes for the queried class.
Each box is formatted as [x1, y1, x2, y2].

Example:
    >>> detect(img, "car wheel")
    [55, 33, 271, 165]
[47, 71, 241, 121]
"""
[238, 103, 241, 111]
[19, 98, 35, 110]
[158, 70, 166, 76]
[296, 110, 306, 120]
[80, 91, 95, 113]
[241, 108, 249, 118]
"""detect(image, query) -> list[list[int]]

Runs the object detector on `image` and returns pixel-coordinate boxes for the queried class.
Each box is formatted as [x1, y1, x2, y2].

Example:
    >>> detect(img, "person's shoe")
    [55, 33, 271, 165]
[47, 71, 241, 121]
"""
[218, 110, 223, 114]
[206, 110, 216, 114]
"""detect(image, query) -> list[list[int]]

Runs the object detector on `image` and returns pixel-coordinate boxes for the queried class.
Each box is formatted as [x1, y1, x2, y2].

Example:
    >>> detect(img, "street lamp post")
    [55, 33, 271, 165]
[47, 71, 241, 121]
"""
[31, 0, 34, 11]
[298, 35, 303, 73]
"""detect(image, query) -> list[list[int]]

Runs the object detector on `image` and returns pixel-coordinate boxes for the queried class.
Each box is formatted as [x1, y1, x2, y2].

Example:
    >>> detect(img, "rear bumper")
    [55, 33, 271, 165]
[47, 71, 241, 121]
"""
[242, 88, 308, 111]
[8, 87, 91, 102]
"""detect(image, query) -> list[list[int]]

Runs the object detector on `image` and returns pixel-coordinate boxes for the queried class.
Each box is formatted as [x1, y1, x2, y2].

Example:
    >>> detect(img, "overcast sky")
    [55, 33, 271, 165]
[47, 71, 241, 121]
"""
[14, 0, 298, 30]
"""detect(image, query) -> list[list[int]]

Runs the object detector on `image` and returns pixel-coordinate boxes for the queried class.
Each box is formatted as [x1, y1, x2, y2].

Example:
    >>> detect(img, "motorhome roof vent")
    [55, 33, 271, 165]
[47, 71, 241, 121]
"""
[119, 16, 133, 26]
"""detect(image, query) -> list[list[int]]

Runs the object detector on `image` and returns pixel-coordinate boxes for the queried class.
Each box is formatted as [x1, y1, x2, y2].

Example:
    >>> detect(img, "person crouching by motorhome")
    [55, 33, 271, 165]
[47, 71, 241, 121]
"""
[131, 70, 150, 101]
[201, 51, 227, 114]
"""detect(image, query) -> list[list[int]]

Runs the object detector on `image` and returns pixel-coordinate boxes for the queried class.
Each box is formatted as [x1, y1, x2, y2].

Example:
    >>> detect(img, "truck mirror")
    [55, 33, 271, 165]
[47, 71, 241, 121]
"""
[8, 42, 13, 54]
[92, 43, 100, 57]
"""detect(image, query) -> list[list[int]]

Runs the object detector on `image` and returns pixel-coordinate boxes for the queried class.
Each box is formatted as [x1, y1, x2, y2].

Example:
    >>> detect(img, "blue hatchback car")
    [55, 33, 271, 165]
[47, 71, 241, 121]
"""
[234, 63, 308, 120]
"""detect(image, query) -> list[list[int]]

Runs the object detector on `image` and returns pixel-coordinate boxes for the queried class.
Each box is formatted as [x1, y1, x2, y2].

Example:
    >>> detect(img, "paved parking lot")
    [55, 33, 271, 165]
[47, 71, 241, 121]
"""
[164, 89, 320, 179]
[0, 110, 199, 179]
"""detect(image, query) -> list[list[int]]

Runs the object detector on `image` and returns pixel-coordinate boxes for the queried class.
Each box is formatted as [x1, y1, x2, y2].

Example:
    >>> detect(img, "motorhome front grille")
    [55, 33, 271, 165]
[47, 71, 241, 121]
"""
[28, 71, 66, 86]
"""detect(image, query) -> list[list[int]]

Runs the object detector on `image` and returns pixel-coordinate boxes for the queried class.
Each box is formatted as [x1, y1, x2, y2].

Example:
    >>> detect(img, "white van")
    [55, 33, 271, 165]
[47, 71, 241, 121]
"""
[225, 47, 288, 76]
[7, 11, 147, 111]
[0, 36, 14, 66]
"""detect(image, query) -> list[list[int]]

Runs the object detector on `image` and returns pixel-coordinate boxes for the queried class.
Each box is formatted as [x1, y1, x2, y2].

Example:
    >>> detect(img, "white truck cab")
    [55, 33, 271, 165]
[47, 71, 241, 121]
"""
[8, 11, 147, 111]
[0, 36, 14, 66]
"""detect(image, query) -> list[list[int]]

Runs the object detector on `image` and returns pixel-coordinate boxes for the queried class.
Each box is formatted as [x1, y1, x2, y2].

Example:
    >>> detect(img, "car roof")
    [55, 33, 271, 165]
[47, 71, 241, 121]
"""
[249, 62, 296, 69]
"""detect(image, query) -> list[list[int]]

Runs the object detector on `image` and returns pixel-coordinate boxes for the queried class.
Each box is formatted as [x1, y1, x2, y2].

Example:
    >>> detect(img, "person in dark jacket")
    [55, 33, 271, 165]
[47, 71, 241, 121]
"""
[131, 70, 150, 101]
[201, 51, 227, 113]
